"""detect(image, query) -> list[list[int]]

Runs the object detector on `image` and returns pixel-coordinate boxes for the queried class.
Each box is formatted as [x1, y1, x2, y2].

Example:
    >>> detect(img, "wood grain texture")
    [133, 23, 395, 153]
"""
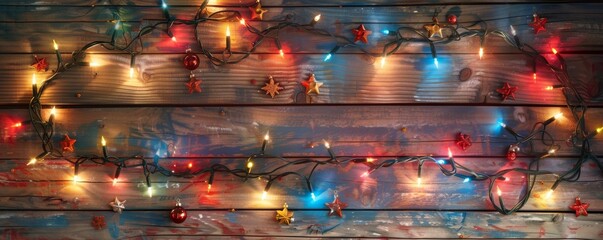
[2, 106, 601, 159]
[2, 54, 602, 105]
[0, 211, 601, 239]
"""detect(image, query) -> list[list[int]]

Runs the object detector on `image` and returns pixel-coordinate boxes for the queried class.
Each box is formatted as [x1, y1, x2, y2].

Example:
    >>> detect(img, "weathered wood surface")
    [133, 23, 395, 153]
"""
[0, 157, 601, 211]
[2, 106, 602, 158]
[0, 211, 601, 239]
[1, 54, 602, 105]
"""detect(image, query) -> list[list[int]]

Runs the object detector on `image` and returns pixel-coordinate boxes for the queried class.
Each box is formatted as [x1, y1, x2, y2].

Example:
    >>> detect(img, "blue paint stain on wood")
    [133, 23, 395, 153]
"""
[9, 214, 69, 228]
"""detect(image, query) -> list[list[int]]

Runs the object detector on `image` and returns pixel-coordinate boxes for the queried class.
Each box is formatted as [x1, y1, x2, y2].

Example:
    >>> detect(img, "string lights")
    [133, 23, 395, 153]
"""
[21, 0, 603, 216]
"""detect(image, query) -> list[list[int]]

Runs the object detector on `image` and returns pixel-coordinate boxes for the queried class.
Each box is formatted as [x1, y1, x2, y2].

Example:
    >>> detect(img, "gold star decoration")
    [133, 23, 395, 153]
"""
[261, 75, 283, 98]
[424, 17, 443, 38]
[109, 197, 126, 214]
[301, 74, 323, 95]
[60, 134, 76, 152]
[275, 203, 294, 225]
[249, 0, 268, 20]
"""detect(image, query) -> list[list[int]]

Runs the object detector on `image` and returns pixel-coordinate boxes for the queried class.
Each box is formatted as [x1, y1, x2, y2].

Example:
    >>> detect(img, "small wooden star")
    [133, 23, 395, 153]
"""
[91, 216, 106, 230]
[261, 75, 283, 98]
[569, 197, 589, 217]
[60, 134, 76, 152]
[185, 75, 202, 94]
[455, 132, 472, 151]
[529, 14, 547, 34]
[301, 74, 323, 95]
[325, 194, 348, 218]
[109, 197, 126, 214]
[276, 203, 294, 225]
[249, 0, 268, 20]
[424, 17, 443, 38]
[31, 55, 49, 72]
[352, 24, 371, 44]
[496, 82, 518, 101]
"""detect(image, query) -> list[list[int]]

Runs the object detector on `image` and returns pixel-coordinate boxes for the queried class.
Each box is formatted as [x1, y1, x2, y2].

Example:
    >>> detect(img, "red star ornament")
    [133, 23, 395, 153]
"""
[569, 197, 589, 217]
[325, 194, 348, 218]
[249, 1, 268, 20]
[185, 75, 202, 94]
[529, 14, 547, 34]
[60, 134, 76, 152]
[496, 82, 518, 101]
[91, 216, 106, 230]
[455, 132, 472, 151]
[31, 55, 49, 72]
[352, 24, 371, 44]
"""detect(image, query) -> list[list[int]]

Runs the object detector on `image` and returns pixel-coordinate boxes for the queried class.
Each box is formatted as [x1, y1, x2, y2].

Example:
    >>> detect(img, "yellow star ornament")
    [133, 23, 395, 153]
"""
[261, 75, 283, 98]
[424, 17, 443, 38]
[275, 203, 294, 225]
[250, 0, 268, 20]
[301, 74, 323, 95]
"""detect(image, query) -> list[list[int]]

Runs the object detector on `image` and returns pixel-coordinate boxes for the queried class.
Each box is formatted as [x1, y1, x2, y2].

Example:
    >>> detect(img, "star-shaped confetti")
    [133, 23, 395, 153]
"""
[109, 197, 126, 214]
[569, 197, 589, 217]
[352, 24, 371, 44]
[301, 74, 323, 95]
[325, 193, 348, 218]
[496, 82, 518, 101]
[455, 132, 472, 151]
[31, 55, 49, 72]
[249, 0, 268, 20]
[60, 134, 76, 152]
[424, 17, 443, 38]
[91, 216, 106, 230]
[261, 75, 283, 98]
[185, 75, 202, 94]
[275, 203, 294, 225]
[529, 14, 547, 34]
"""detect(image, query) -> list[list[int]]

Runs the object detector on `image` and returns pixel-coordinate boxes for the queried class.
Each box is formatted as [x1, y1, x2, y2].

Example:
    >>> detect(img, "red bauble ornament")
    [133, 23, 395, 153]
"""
[447, 14, 457, 24]
[183, 49, 200, 71]
[170, 200, 187, 224]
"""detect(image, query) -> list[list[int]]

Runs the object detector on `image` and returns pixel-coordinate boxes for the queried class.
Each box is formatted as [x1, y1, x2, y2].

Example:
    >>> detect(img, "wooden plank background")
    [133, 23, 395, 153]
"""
[0, 0, 602, 239]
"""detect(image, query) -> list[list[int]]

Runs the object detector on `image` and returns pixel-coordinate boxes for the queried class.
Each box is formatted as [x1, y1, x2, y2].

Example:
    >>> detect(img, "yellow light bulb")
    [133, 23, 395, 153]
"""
[247, 161, 254, 169]
[32, 73, 36, 85]
[314, 14, 321, 22]
[380, 56, 386, 69]
[552, 48, 558, 55]
[129, 67, 134, 79]
[279, 49, 284, 58]
[101, 136, 106, 146]
[171, 36, 177, 42]
[417, 177, 422, 186]
[207, 184, 212, 193]
[226, 26, 230, 37]
[596, 127, 603, 133]
[264, 133, 270, 141]
[53, 40, 59, 50]
[544, 189, 554, 199]
[261, 191, 267, 200]
[447, 147, 453, 158]
[112, 178, 118, 186]
[323, 140, 330, 149]
[73, 175, 80, 184]
[553, 112, 563, 119]
[50, 106, 56, 116]
[366, 157, 375, 163]
[27, 158, 37, 166]
[479, 47, 484, 59]
[239, 18, 246, 25]
[496, 186, 502, 196]
[148, 187, 153, 197]
[545, 86, 553, 91]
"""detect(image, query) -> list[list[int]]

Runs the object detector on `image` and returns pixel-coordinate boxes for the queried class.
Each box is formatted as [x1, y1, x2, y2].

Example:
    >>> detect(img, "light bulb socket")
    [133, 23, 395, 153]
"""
[114, 166, 122, 180]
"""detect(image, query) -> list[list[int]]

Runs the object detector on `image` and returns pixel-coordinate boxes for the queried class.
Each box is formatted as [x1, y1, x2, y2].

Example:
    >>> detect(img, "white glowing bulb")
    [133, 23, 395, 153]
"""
[112, 178, 118, 186]
[314, 14, 321, 22]
[380, 56, 386, 69]
[323, 140, 330, 149]
[32, 73, 36, 85]
[496, 186, 502, 196]
[554, 112, 563, 120]
[226, 26, 230, 37]
[73, 175, 80, 184]
[279, 49, 284, 58]
[544, 189, 554, 199]
[447, 147, 453, 159]
[129, 67, 134, 79]
[239, 18, 246, 25]
[171, 36, 177, 42]
[479, 47, 484, 59]
[50, 106, 56, 116]
[101, 136, 106, 146]
[264, 133, 270, 141]
[417, 177, 422, 186]
[53, 40, 59, 50]
[499, 122, 506, 128]
[148, 187, 153, 197]
[510, 25, 516, 36]
[261, 191, 267, 200]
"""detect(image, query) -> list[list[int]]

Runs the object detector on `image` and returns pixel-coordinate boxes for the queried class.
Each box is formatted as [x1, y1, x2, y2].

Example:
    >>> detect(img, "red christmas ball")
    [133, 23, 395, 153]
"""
[447, 14, 457, 25]
[506, 150, 517, 161]
[183, 51, 200, 71]
[170, 205, 187, 223]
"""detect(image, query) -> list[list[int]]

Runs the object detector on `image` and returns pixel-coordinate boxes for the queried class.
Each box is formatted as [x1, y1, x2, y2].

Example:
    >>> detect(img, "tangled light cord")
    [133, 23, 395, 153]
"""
[24, 0, 602, 214]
